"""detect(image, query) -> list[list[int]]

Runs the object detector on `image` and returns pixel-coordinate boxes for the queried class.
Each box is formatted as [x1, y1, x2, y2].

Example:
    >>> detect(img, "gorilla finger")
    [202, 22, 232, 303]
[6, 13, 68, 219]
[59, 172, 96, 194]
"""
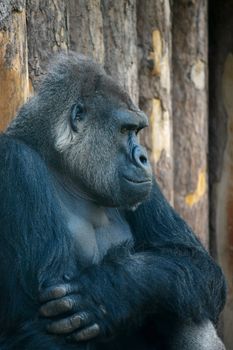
[68, 323, 100, 342]
[39, 283, 79, 302]
[47, 311, 93, 334]
[40, 295, 80, 317]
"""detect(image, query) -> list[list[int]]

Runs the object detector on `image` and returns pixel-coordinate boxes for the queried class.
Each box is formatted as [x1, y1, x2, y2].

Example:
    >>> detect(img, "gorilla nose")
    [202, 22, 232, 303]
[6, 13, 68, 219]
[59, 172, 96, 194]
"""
[132, 146, 149, 169]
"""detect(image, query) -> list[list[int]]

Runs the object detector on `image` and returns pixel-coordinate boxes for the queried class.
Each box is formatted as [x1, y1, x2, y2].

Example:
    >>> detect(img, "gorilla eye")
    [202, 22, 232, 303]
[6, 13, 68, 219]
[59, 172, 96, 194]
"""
[121, 126, 129, 134]
[70, 103, 85, 132]
[121, 124, 140, 135]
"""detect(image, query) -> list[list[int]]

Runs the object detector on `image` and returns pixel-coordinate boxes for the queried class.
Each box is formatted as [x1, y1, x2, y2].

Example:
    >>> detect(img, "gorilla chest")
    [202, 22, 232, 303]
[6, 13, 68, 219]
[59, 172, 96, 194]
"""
[67, 212, 132, 264]
[57, 192, 133, 265]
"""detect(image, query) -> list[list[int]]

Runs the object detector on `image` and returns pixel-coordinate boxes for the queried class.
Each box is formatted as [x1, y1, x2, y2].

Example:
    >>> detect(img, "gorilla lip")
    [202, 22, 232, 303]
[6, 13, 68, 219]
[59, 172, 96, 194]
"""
[123, 176, 152, 185]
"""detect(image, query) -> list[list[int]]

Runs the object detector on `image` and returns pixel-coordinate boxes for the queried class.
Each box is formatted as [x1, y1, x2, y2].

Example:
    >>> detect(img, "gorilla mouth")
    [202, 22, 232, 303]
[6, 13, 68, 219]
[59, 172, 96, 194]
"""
[123, 176, 152, 184]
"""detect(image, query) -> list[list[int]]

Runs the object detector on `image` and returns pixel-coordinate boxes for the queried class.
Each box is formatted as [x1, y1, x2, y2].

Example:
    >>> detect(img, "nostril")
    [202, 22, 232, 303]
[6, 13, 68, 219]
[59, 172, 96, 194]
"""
[139, 155, 147, 164]
[133, 146, 149, 168]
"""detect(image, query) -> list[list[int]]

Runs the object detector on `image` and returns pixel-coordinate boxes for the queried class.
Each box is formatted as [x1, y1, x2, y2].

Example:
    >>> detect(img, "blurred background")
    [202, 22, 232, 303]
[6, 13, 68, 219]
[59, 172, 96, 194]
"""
[0, 0, 232, 347]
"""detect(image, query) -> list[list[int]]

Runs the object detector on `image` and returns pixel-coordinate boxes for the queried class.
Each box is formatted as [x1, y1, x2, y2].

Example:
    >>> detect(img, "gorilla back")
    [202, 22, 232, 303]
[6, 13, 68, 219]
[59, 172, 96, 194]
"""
[0, 53, 226, 350]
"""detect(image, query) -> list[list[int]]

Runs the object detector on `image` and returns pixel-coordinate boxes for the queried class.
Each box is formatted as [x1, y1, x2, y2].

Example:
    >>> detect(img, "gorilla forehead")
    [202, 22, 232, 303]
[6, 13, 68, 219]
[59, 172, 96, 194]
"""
[39, 52, 134, 109]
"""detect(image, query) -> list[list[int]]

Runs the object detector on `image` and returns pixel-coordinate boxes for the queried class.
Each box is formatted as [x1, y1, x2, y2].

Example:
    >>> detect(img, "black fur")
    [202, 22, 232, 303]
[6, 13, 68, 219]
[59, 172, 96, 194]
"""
[0, 53, 226, 349]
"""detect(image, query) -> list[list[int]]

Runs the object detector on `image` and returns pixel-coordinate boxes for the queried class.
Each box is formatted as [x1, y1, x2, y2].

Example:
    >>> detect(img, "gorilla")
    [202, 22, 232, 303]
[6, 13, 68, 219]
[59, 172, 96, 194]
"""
[0, 53, 226, 349]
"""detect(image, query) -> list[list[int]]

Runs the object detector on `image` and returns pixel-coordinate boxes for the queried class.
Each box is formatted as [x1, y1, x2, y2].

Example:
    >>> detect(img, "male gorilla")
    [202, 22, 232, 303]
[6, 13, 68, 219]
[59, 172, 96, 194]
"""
[0, 53, 226, 349]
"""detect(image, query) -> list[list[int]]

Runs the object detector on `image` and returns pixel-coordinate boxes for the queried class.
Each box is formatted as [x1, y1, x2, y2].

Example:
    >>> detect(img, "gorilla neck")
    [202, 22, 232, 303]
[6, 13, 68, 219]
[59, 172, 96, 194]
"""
[52, 171, 133, 265]
[53, 170, 100, 204]
[53, 168, 118, 207]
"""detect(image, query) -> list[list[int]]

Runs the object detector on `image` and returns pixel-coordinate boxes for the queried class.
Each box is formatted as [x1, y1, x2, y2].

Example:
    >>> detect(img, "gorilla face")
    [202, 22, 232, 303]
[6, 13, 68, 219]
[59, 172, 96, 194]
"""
[43, 55, 152, 208]
[66, 98, 152, 207]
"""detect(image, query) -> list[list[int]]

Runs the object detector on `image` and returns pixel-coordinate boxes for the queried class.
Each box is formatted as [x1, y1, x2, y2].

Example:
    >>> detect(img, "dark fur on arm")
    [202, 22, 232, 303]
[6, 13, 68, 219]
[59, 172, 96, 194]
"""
[0, 135, 76, 349]
[75, 181, 226, 335]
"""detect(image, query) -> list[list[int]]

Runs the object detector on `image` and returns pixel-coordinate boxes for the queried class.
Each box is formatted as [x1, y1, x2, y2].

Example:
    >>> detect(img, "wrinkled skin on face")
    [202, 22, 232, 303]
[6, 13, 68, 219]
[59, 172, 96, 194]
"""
[38, 54, 152, 208]
[8, 54, 152, 208]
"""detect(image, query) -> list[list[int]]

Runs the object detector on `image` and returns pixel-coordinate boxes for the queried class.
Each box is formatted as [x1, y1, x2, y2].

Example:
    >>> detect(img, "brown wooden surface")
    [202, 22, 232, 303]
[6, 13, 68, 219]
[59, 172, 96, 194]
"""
[137, 0, 173, 203]
[209, 1, 233, 347]
[102, 0, 138, 104]
[172, 0, 209, 245]
[26, 0, 69, 91]
[0, 0, 29, 131]
[68, 0, 104, 64]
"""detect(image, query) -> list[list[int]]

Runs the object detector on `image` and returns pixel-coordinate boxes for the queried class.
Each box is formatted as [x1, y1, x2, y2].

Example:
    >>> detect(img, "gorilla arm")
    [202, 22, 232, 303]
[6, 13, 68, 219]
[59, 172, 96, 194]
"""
[0, 135, 76, 350]
[40, 181, 226, 343]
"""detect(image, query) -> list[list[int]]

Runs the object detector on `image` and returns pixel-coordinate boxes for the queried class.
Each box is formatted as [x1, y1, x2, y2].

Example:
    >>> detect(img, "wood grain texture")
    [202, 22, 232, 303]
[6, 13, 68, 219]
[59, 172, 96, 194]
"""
[137, 0, 173, 203]
[209, 1, 233, 347]
[101, 0, 138, 104]
[172, 0, 209, 245]
[0, 0, 29, 131]
[26, 0, 69, 91]
[68, 0, 104, 64]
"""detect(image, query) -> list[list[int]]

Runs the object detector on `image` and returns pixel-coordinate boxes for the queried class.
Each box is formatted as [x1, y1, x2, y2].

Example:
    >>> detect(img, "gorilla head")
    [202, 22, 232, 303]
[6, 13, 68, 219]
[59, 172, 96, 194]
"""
[8, 53, 152, 208]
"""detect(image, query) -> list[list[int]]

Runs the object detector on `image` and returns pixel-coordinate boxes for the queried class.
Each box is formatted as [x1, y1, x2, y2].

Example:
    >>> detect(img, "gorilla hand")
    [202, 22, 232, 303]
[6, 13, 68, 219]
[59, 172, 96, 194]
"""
[39, 283, 107, 342]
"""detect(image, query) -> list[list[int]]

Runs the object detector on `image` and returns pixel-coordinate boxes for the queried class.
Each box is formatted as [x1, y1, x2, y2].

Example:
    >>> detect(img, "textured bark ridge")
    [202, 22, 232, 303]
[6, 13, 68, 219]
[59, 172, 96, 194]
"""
[101, 0, 138, 104]
[0, 0, 29, 131]
[137, 0, 173, 203]
[26, 0, 69, 91]
[172, 0, 208, 245]
[209, 1, 233, 348]
[68, 0, 104, 64]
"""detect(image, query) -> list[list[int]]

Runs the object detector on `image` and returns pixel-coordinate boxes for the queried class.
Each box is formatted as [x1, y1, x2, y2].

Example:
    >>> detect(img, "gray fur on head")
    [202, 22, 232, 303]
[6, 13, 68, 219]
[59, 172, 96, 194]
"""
[7, 53, 106, 156]
[6, 52, 140, 207]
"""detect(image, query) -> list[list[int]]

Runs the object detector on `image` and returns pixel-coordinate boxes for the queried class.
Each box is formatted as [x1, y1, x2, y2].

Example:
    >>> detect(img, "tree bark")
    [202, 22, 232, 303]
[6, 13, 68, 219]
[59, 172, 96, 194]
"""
[172, 0, 209, 245]
[26, 0, 69, 91]
[101, 0, 138, 104]
[0, 0, 29, 131]
[137, 0, 173, 203]
[209, 1, 233, 347]
[68, 0, 104, 64]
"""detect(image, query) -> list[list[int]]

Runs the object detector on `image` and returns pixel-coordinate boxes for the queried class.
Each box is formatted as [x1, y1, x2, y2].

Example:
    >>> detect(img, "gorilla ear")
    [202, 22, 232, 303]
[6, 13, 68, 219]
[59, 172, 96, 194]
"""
[70, 103, 85, 132]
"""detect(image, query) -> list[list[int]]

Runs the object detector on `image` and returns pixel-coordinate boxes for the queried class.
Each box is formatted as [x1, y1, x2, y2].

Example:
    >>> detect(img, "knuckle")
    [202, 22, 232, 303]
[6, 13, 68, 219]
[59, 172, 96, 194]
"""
[41, 281, 76, 295]
[75, 312, 88, 327]
[47, 302, 58, 315]
[62, 283, 73, 294]
[63, 297, 73, 311]
[48, 315, 86, 335]
[79, 311, 88, 321]
[63, 318, 73, 331]
[92, 323, 100, 335]
[82, 324, 100, 339]
[40, 300, 58, 316]
[70, 314, 81, 328]
[52, 286, 67, 298]
[40, 285, 67, 302]
[74, 330, 87, 341]
[45, 299, 70, 316]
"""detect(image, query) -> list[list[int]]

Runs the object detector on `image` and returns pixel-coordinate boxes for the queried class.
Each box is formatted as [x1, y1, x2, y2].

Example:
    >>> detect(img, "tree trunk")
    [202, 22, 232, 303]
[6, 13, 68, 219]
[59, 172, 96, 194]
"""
[137, 0, 173, 203]
[101, 0, 138, 104]
[0, 0, 29, 131]
[68, 0, 104, 64]
[26, 0, 69, 91]
[172, 0, 209, 245]
[209, 1, 233, 347]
